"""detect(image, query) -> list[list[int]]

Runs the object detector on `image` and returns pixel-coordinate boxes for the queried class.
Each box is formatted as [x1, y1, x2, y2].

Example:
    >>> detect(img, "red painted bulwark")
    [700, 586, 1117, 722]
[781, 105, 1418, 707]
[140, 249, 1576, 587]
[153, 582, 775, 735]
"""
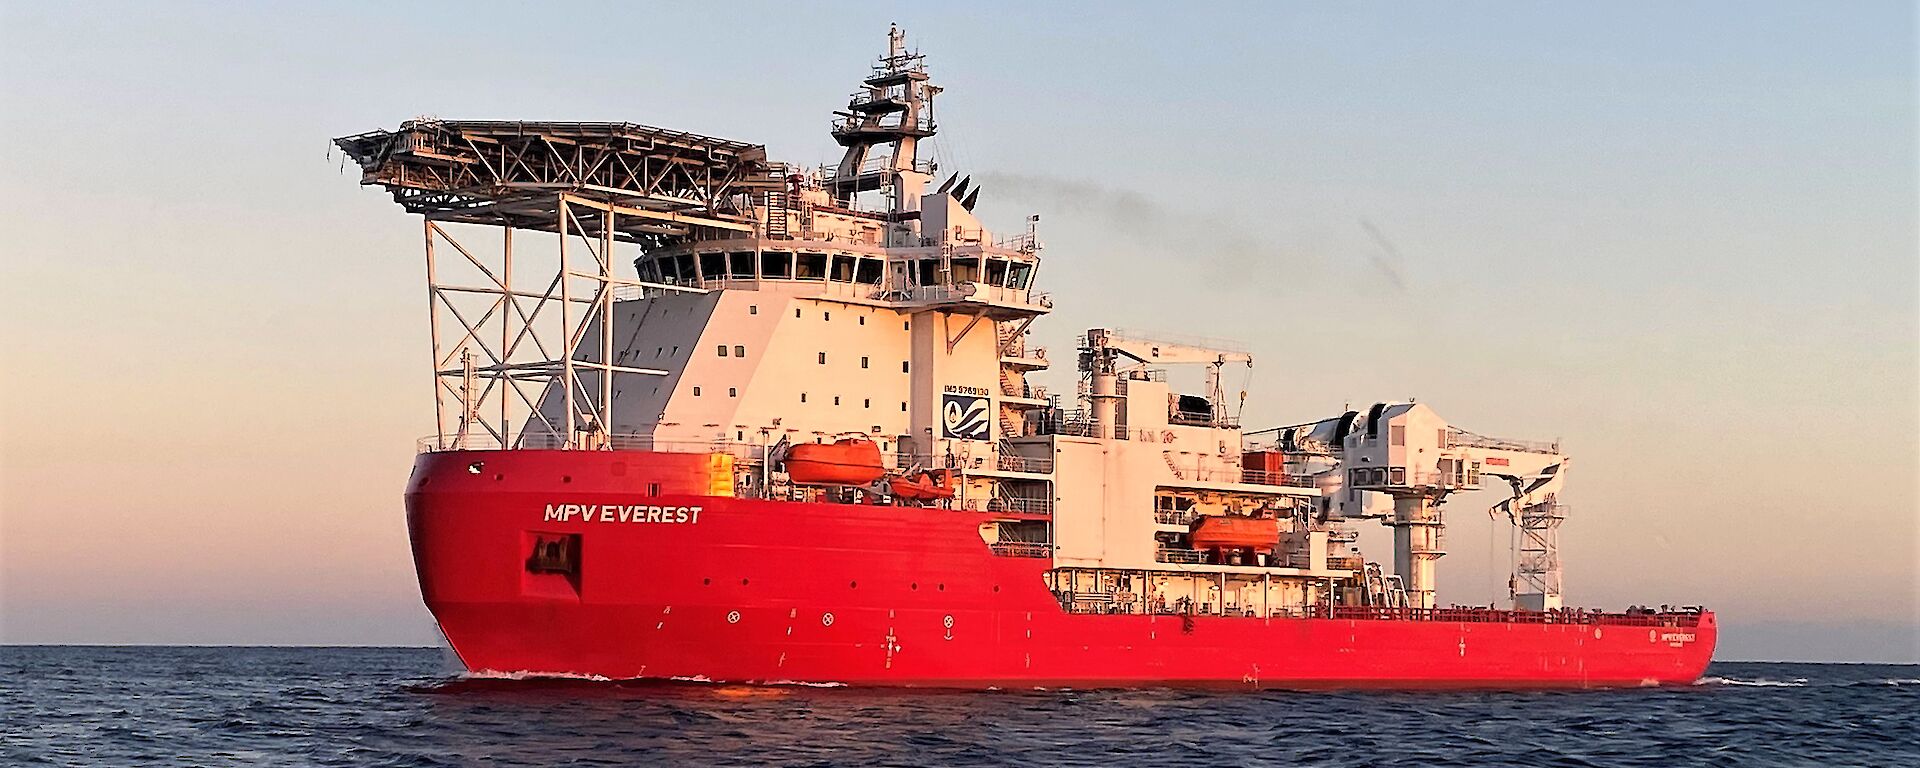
[407, 450, 1716, 689]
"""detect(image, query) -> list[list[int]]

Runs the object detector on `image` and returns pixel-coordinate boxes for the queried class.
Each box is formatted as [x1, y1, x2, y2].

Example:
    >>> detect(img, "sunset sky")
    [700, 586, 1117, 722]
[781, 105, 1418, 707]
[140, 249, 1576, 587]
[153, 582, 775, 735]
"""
[2, 1, 1914, 661]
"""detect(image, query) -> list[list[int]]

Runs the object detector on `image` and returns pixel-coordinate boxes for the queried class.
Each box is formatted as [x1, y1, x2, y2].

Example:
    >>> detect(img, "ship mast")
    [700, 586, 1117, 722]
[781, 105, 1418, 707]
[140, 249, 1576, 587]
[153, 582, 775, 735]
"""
[829, 24, 939, 217]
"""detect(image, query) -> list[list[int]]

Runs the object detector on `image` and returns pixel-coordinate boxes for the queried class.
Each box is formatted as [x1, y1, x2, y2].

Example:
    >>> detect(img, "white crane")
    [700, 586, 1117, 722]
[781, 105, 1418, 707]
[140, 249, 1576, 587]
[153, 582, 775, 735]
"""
[1266, 402, 1569, 611]
[1079, 329, 1252, 436]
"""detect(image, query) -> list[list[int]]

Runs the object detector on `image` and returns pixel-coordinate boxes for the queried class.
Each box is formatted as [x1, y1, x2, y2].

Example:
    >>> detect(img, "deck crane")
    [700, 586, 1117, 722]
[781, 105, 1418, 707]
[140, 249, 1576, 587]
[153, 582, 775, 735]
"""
[1264, 402, 1569, 611]
[1079, 329, 1252, 437]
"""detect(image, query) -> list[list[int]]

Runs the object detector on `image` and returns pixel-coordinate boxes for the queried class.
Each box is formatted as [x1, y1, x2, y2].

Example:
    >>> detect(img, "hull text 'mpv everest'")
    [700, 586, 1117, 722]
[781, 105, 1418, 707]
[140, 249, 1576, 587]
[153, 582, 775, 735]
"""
[335, 27, 1714, 688]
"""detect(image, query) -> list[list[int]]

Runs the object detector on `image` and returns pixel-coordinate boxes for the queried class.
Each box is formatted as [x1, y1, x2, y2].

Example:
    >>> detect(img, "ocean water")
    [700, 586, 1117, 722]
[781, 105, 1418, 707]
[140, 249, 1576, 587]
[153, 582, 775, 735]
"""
[2, 647, 1914, 767]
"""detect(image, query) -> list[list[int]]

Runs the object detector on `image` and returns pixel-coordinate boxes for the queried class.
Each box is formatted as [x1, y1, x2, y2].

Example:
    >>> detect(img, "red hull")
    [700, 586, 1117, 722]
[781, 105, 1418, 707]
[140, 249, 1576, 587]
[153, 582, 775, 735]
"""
[406, 450, 1716, 689]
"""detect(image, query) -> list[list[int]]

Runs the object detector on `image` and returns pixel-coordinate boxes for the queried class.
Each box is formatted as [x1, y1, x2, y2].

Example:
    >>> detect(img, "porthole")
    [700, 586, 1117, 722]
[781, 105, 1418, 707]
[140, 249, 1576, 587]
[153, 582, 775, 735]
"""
[741, 578, 750, 586]
[703, 578, 712, 585]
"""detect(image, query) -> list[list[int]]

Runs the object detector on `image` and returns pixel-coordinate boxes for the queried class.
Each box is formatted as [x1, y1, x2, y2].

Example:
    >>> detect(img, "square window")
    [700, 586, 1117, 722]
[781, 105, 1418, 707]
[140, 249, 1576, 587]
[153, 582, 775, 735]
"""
[795, 308, 802, 318]
[801, 393, 807, 403]
[693, 386, 702, 396]
[901, 361, 910, 373]
[861, 356, 869, 369]
[750, 305, 758, 315]
[858, 316, 866, 325]
[818, 352, 827, 364]
[833, 396, 841, 405]
[863, 399, 870, 408]
[824, 311, 831, 321]
[717, 345, 729, 357]
[729, 387, 738, 398]
[901, 402, 908, 411]
[734, 345, 745, 357]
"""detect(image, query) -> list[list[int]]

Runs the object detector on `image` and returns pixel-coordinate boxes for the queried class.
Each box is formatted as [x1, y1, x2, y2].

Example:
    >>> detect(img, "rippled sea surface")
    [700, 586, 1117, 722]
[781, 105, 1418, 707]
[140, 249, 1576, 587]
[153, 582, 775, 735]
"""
[3, 647, 1915, 767]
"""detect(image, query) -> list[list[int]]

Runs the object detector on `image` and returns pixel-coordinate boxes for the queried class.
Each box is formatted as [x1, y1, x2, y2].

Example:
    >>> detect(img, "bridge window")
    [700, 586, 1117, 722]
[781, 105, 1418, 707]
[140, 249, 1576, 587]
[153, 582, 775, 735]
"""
[986, 258, 1010, 286]
[729, 251, 755, 279]
[951, 256, 980, 284]
[830, 254, 858, 282]
[699, 252, 726, 282]
[672, 254, 696, 283]
[636, 258, 662, 282]
[1009, 262, 1034, 290]
[916, 258, 940, 286]
[761, 250, 792, 278]
[855, 257, 883, 285]
[796, 252, 828, 280]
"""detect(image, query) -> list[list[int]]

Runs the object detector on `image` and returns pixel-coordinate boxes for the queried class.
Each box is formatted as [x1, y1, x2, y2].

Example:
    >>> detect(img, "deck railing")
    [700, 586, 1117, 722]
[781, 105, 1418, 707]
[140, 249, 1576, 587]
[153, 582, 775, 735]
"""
[1155, 548, 1208, 564]
[988, 542, 1053, 558]
[996, 497, 1054, 515]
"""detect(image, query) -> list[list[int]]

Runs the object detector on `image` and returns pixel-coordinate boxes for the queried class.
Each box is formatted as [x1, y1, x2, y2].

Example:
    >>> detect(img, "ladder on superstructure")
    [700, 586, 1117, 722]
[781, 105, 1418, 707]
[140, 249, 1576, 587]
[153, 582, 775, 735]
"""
[764, 189, 790, 239]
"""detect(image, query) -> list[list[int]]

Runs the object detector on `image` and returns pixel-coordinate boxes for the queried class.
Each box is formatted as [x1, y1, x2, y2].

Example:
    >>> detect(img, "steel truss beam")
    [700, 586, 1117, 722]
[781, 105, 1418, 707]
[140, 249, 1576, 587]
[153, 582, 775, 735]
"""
[421, 193, 706, 450]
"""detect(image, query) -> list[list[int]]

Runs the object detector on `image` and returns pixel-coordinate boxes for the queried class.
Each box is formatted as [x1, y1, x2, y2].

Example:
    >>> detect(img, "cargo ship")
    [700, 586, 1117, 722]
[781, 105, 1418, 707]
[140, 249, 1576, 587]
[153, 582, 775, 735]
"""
[336, 27, 1714, 688]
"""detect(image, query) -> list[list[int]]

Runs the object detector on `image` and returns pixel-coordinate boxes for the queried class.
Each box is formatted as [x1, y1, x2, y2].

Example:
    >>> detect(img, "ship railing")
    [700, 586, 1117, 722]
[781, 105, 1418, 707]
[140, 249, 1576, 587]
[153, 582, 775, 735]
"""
[825, 155, 936, 179]
[1446, 428, 1560, 455]
[1305, 606, 1706, 627]
[1154, 509, 1197, 526]
[417, 433, 771, 461]
[988, 542, 1053, 558]
[1164, 464, 1317, 489]
[908, 282, 1052, 309]
[1155, 548, 1209, 564]
[996, 497, 1053, 515]
[995, 452, 1054, 474]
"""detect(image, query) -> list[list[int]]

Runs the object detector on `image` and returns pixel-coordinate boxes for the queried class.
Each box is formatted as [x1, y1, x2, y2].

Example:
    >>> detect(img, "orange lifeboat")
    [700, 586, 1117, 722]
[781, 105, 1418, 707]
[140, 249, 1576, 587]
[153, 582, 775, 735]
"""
[889, 468, 956, 501]
[784, 438, 885, 486]
[1188, 515, 1280, 552]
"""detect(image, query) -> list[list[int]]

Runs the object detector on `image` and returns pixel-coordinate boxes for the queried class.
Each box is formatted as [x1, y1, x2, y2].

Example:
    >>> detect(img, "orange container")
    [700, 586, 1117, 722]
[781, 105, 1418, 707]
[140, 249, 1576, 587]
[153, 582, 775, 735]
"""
[785, 439, 885, 485]
[1242, 451, 1285, 475]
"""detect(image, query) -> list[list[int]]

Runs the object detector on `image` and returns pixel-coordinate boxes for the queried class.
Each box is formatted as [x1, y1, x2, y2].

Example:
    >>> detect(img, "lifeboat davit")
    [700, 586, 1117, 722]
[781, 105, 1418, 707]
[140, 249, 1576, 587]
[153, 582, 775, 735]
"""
[1188, 515, 1280, 552]
[889, 468, 956, 501]
[784, 438, 885, 485]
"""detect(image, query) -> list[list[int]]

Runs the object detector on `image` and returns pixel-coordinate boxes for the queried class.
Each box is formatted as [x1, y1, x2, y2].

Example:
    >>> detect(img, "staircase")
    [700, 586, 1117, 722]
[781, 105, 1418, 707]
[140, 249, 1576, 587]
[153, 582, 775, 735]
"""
[764, 189, 789, 239]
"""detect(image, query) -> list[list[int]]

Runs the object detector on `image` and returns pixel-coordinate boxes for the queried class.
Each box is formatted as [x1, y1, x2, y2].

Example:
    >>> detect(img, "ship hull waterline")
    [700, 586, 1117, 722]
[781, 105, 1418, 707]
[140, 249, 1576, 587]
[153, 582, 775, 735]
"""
[408, 450, 1716, 690]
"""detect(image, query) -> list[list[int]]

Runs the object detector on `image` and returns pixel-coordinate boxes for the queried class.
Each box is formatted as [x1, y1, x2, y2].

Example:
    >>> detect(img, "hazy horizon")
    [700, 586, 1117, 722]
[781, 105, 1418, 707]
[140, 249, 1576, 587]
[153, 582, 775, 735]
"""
[3, 1, 1915, 663]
